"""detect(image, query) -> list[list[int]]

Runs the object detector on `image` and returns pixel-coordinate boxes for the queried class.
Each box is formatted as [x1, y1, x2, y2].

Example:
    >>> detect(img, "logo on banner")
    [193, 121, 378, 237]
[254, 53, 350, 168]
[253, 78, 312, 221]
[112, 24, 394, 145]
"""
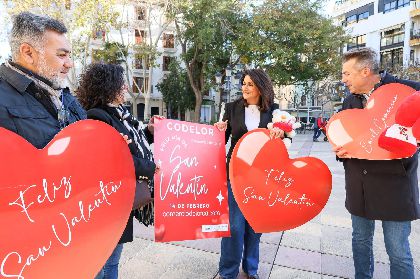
[0, 120, 134, 279]
[154, 120, 229, 242]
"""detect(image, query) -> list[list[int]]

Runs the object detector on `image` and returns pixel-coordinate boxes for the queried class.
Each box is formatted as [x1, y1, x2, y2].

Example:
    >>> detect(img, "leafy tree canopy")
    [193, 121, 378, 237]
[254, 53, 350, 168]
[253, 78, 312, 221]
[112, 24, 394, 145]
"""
[156, 59, 195, 114]
[235, 0, 348, 85]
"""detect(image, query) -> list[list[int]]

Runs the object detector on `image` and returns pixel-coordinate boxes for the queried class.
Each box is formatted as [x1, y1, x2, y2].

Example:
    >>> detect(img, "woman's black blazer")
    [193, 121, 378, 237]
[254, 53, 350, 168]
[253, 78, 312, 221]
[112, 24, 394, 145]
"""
[222, 98, 279, 171]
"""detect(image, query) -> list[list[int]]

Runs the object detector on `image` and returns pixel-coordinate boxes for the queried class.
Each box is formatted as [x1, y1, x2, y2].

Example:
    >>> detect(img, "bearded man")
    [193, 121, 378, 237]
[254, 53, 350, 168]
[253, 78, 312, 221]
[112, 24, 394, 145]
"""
[0, 12, 86, 148]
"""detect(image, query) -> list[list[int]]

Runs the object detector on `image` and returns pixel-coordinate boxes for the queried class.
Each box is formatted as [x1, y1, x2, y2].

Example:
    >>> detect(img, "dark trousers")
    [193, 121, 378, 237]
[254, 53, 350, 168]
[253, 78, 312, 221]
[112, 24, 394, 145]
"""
[219, 182, 262, 279]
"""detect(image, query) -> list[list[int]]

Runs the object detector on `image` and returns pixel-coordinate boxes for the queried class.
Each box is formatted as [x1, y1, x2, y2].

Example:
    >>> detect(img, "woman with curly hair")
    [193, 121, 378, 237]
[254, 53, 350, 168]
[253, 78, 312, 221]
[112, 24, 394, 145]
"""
[214, 69, 284, 279]
[77, 63, 158, 279]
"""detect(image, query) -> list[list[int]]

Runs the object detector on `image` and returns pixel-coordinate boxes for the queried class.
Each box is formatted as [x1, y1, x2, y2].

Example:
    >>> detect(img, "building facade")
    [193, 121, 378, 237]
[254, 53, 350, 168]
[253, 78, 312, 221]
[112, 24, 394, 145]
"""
[0, 1, 188, 122]
[333, 0, 420, 69]
[90, 2, 183, 121]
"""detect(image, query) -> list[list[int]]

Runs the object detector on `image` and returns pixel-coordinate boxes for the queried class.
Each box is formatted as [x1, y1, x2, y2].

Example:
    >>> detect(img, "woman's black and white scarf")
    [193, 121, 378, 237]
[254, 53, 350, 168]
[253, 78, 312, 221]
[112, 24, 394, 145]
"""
[115, 105, 152, 161]
[114, 104, 155, 226]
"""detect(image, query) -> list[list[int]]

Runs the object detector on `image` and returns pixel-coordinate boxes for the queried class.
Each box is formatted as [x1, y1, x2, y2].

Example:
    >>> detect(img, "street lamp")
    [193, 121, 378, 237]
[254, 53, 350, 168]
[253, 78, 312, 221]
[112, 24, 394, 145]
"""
[215, 72, 222, 85]
[214, 65, 243, 121]
[215, 65, 243, 103]
[225, 65, 232, 78]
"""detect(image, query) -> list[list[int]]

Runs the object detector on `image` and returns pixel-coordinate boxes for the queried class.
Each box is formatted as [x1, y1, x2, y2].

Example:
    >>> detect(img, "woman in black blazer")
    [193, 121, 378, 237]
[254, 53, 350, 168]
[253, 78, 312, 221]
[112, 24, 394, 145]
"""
[77, 63, 157, 279]
[215, 69, 281, 279]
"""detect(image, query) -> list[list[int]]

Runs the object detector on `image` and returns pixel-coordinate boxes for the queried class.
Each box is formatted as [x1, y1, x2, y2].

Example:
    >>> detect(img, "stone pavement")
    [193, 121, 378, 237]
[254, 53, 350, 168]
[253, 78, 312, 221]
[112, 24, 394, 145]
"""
[119, 133, 420, 279]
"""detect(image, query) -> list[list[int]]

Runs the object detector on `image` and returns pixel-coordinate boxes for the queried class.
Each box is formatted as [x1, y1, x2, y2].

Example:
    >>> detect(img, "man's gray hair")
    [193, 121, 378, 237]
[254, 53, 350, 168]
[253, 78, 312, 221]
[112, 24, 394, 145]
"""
[9, 12, 67, 61]
[342, 47, 380, 74]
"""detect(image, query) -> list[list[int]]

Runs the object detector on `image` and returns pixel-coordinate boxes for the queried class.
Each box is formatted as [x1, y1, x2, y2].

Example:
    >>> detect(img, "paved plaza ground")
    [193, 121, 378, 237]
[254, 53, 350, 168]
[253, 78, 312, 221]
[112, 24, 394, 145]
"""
[119, 132, 420, 279]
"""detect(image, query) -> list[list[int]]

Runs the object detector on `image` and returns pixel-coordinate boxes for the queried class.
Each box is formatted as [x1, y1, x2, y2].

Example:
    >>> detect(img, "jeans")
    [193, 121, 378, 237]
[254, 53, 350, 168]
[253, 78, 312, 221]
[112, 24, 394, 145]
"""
[219, 182, 262, 279]
[351, 215, 414, 279]
[95, 244, 124, 279]
[313, 128, 321, 140]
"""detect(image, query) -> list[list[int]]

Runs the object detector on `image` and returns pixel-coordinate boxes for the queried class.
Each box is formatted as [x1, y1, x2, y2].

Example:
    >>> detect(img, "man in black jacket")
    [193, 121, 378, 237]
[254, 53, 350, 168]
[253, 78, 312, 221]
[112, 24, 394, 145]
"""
[0, 12, 86, 148]
[334, 47, 419, 279]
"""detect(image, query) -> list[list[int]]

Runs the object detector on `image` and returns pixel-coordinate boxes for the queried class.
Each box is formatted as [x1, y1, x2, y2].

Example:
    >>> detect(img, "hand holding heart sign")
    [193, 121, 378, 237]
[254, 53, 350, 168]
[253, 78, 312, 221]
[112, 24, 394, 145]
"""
[229, 129, 332, 233]
[0, 120, 135, 279]
[327, 83, 416, 160]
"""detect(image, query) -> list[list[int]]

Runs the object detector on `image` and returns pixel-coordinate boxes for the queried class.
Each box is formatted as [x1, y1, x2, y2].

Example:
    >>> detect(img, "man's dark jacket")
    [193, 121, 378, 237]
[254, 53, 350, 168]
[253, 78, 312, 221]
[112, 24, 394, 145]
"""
[0, 63, 86, 148]
[341, 72, 420, 221]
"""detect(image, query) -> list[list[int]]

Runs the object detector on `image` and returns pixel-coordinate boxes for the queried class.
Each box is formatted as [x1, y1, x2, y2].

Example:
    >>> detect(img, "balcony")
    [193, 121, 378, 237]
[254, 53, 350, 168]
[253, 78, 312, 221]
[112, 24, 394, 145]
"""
[410, 0, 420, 17]
[410, 29, 420, 46]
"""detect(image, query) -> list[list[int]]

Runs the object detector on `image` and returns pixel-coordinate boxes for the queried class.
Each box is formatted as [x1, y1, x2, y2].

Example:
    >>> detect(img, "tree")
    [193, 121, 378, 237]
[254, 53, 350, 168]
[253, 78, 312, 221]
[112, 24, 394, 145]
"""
[171, 0, 244, 122]
[156, 59, 195, 119]
[235, 0, 348, 86]
[386, 62, 420, 82]
[111, 0, 175, 120]
[92, 42, 127, 64]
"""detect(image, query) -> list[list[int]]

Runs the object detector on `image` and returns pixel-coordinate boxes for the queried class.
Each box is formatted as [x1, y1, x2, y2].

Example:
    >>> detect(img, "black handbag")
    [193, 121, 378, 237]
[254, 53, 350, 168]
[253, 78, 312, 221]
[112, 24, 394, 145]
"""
[132, 179, 153, 210]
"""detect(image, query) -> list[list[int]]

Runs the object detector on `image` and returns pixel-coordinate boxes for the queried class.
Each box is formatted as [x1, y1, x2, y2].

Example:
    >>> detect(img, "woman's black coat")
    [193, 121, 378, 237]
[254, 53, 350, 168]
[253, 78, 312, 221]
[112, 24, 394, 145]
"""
[222, 98, 279, 176]
[87, 106, 156, 243]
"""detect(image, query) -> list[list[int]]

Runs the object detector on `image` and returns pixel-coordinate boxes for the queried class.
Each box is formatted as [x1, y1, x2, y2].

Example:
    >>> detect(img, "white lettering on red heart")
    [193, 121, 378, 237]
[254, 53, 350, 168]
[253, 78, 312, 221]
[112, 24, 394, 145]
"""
[242, 187, 315, 208]
[264, 168, 294, 188]
[359, 94, 398, 154]
[241, 168, 314, 208]
[9, 177, 72, 223]
[1, 178, 122, 279]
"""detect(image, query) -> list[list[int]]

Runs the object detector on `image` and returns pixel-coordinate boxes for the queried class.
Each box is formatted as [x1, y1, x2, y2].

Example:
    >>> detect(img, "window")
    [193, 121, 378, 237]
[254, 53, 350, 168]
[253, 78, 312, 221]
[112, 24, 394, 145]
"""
[380, 48, 403, 69]
[358, 11, 369, 21]
[383, 0, 409, 13]
[348, 35, 366, 50]
[397, 0, 410, 8]
[344, 10, 370, 26]
[346, 14, 357, 26]
[384, 1, 397, 13]
[380, 25, 405, 48]
[135, 29, 145, 44]
[410, 50, 415, 65]
[151, 107, 159, 117]
[134, 57, 143, 69]
[137, 103, 145, 120]
[162, 33, 175, 48]
[136, 6, 146, 20]
[162, 56, 172, 71]
[133, 77, 148, 93]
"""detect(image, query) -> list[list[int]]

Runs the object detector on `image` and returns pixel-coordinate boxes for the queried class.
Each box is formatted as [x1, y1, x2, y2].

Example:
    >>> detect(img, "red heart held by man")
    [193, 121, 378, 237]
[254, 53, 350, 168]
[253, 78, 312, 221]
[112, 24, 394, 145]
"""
[229, 129, 332, 233]
[326, 83, 416, 160]
[0, 120, 135, 279]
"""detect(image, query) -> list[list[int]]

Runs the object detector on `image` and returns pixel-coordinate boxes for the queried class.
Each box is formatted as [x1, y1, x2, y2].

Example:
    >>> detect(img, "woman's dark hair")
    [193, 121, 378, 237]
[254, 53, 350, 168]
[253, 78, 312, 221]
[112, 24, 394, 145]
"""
[77, 63, 125, 110]
[240, 68, 275, 112]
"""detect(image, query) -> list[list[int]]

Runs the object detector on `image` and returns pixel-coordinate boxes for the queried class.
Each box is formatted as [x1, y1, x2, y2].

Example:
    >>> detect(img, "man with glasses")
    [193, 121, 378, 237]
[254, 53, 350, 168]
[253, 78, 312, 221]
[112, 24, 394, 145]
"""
[0, 12, 85, 148]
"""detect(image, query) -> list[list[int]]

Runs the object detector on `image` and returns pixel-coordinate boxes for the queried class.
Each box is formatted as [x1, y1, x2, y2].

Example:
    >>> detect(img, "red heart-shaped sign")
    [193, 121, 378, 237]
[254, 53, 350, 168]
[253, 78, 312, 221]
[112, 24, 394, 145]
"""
[229, 129, 332, 233]
[327, 83, 416, 160]
[0, 120, 135, 279]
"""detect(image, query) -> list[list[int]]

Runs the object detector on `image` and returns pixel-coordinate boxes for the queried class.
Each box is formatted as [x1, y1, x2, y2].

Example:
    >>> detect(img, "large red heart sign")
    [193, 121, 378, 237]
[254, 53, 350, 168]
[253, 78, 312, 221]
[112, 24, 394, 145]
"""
[0, 120, 135, 279]
[327, 83, 416, 160]
[229, 129, 332, 233]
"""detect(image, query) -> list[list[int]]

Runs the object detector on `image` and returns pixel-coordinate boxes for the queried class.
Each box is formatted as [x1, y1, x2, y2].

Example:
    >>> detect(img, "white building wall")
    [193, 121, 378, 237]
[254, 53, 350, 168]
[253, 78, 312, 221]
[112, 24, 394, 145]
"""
[0, 1, 12, 64]
[333, 0, 416, 65]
